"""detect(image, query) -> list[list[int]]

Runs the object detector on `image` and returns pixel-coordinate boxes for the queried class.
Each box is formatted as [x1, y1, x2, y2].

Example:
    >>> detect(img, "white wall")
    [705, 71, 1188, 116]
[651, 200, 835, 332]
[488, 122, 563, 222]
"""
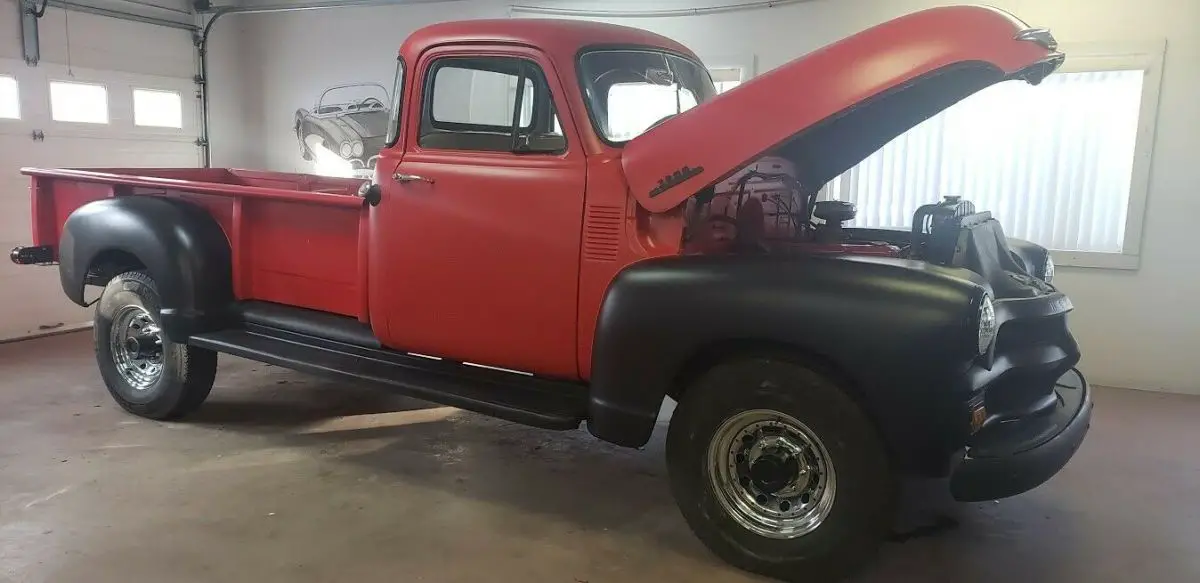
[212, 0, 512, 172]
[206, 13, 267, 168]
[0, 0, 195, 75]
[207, 0, 1200, 394]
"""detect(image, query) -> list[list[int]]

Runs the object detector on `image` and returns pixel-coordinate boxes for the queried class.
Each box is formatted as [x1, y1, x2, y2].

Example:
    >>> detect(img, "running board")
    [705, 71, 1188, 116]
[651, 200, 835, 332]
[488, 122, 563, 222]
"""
[188, 326, 588, 431]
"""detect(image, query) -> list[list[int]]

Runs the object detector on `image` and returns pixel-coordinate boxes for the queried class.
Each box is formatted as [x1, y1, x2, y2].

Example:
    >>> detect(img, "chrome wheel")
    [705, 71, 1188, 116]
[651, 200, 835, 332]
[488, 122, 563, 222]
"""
[707, 409, 837, 539]
[109, 305, 164, 391]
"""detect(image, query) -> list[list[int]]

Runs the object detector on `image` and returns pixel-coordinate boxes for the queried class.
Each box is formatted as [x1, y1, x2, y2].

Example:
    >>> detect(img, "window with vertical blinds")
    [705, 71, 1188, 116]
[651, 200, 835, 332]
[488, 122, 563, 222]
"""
[821, 68, 1149, 258]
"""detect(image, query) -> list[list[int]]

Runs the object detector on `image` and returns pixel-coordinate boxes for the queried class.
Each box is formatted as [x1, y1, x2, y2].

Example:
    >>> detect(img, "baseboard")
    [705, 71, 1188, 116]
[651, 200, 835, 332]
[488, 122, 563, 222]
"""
[1098, 383, 1200, 397]
[0, 322, 93, 345]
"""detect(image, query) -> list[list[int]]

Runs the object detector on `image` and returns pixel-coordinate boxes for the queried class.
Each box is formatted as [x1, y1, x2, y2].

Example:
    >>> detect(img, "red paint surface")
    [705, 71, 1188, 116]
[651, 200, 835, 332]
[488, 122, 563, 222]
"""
[24, 167, 368, 318]
[20, 6, 1058, 381]
[374, 42, 588, 378]
[621, 5, 1062, 212]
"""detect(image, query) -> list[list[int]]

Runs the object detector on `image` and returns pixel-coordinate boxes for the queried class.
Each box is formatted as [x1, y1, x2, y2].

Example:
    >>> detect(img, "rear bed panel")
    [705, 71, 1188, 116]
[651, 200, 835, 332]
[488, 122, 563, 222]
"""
[235, 197, 364, 318]
[23, 168, 370, 321]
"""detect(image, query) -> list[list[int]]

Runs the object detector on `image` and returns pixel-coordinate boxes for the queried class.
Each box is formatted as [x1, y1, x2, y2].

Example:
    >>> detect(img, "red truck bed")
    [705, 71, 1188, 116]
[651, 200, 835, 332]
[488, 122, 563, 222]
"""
[24, 167, 370, 320]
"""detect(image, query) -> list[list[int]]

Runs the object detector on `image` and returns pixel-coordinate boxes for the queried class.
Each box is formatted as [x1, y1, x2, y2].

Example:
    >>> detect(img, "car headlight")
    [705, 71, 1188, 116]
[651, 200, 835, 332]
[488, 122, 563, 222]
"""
[352, 141, 364, 157]
[340, 141, 353, 158]
[977, 294, 997, 355]
[1042, 255, 1055, 283]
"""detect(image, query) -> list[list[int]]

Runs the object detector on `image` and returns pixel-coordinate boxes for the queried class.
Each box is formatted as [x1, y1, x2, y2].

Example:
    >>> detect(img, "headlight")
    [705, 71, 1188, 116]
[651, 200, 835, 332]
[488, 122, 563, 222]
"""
[339, 141, 353, 158]
[352, 141, 364, 157]
[1042, 255, 1055, 283]
[977, 294, 997, 355]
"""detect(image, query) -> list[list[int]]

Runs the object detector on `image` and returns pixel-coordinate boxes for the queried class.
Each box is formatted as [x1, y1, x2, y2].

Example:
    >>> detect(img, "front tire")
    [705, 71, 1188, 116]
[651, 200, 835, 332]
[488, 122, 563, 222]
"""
[94, 271, 218, 420]
[666, 357, 895, 582]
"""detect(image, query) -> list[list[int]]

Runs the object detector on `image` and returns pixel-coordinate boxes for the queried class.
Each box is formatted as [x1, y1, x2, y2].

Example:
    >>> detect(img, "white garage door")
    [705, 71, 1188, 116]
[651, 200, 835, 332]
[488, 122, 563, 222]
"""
[0, 58, 200, 342]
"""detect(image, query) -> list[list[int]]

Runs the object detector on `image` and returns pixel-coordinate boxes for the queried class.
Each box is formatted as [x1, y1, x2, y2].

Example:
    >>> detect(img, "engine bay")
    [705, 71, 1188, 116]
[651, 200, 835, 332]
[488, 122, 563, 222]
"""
[680, 156, 976, 262]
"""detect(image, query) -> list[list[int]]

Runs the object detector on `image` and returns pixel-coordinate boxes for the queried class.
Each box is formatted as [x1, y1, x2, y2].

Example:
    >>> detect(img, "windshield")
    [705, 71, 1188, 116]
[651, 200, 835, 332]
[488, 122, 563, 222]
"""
[579, 49, 717, 144]
[317, 83, 389, 114]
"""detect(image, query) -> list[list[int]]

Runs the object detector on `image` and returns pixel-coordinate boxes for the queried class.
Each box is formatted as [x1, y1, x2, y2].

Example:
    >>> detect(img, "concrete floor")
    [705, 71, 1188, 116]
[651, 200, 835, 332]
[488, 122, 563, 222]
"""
[2, 332, 1199, 583]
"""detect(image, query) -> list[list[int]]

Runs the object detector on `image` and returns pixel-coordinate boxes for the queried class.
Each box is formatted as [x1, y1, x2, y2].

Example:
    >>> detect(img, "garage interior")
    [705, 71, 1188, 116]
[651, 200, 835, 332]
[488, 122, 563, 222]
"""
[2, 0, 1199, 581]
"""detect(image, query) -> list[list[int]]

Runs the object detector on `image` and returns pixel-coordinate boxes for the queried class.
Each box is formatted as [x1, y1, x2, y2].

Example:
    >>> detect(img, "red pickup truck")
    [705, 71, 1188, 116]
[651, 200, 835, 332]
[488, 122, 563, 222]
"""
[11, 6, 1090, 581]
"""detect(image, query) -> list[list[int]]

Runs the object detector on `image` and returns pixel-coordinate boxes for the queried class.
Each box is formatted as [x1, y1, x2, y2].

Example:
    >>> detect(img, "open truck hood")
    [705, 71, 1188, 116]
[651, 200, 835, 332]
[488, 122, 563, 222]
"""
[622, 5, 1065, 213]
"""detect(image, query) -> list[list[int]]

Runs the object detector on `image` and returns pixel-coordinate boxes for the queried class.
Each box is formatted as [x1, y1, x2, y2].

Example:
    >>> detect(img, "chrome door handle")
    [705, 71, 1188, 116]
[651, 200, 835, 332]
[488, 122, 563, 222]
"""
[393, 173, 434, 184]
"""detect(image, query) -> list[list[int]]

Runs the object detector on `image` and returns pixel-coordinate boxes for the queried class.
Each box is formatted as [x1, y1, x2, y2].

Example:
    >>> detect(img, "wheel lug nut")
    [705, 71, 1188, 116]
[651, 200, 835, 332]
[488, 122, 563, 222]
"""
[755, 494, 768, 505]
[780, 500, 791, 512]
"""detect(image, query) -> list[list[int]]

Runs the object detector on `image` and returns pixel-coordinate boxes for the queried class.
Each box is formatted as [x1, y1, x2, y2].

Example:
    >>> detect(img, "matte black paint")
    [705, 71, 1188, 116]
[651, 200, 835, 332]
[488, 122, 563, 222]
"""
[586, 250, 1080, 474]
[1006, 237, 1053, 281]
[950, 367, 1092, 501]
[188, 324, 588, 431]
[232, 301, 380, 349]
[57, 196, 233, 341]
[587, 253, 990, 453]
[847, 225, 1054, 284]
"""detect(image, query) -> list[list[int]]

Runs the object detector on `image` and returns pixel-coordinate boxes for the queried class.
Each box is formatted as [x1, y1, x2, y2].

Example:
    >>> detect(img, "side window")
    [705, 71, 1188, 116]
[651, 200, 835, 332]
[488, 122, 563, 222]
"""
[419, 56, 565, 154]
[385, 57, 405, 147]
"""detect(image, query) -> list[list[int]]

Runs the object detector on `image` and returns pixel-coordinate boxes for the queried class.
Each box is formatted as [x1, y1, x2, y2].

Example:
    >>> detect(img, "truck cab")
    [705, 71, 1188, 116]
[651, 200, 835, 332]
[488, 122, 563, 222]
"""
[365, 20, 713, 381]
[11, 7, 1091, 582]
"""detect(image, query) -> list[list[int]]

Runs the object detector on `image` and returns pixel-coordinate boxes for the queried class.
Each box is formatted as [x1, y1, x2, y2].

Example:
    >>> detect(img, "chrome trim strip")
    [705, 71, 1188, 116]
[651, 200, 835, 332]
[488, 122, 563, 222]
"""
[1014, 28, 1059, 51]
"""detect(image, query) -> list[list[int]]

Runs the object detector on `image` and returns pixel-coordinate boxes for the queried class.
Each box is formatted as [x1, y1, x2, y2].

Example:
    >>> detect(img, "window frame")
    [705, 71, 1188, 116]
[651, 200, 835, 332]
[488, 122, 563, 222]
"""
[417, 55, 565, 154]
[48, 79, 111, 125]
[385, 56, 406, 147]
[426, 62, 535, 132]
[130, 87, 184, 129]
[1041, 40, 1165, 270]
[575, 45, 717, 147]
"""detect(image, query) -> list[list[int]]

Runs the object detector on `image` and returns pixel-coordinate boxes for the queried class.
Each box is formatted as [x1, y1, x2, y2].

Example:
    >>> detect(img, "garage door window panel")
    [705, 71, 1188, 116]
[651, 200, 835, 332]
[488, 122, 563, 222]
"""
[50, 81, 109, 124]
[420, 57, 565, 154]
[0, 75, 18, 120]
[132, 88, 183, 128]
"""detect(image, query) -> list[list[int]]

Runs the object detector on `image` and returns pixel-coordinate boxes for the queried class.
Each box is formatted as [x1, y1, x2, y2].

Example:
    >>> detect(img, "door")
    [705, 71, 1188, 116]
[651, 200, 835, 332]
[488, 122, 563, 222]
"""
[372, 47, 586, 379]
[0, 59, 200, 341]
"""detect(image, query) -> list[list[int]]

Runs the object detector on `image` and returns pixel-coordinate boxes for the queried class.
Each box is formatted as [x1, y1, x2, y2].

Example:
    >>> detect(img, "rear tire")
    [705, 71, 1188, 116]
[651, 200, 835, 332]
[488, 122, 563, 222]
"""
[94, 270, 218, 420]
[666, 357, 895, 582]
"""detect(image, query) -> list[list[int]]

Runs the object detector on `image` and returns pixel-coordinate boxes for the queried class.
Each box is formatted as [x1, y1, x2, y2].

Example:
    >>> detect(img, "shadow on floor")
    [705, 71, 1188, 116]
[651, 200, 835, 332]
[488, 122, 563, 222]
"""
[7, 332, 1198, 583]
[185, 355, 1007, 577]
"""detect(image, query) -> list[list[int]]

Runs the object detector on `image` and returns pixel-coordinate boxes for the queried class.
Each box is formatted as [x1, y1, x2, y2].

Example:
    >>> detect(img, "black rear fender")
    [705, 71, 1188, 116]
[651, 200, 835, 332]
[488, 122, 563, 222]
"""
[58, 196, 233, 341]
[587, 254, 988, 451]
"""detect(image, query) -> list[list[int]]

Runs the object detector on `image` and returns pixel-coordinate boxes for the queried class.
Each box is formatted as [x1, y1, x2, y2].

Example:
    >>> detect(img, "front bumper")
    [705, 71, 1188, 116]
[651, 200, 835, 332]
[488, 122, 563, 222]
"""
[949, 368, 1092, 501]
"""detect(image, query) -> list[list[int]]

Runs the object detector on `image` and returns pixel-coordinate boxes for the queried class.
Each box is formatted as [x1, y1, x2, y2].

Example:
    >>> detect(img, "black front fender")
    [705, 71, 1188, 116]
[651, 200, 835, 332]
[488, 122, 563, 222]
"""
[587, 254, 989, 449]
[59, 196, 233, 341]
[1006, 237, 1052, 281]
